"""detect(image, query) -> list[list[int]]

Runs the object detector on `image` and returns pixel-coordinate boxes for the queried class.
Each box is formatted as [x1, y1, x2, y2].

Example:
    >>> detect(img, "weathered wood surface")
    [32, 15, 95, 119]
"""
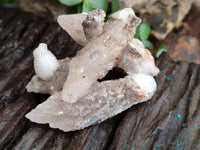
[0, 7, 200, 150]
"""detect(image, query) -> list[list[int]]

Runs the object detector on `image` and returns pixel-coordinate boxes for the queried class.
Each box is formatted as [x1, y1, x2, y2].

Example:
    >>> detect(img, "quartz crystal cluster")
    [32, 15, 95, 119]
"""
[26, 8, 160, 132]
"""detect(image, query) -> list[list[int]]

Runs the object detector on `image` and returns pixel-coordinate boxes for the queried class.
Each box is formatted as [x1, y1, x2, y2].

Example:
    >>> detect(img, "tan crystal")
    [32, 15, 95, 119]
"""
[26, 74, 157, 132]
[26, 8, 159, 132]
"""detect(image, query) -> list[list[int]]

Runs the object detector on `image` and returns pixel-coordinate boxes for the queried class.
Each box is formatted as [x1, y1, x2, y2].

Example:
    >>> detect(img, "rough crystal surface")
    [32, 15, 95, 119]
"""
[61, 8, 141, 103]
[26, 74, 157, 132]
[26, 8, 159, 132]
[26, 58, 70, 94]
[119, 38, 159, 76]
[82, 9, 106, 40]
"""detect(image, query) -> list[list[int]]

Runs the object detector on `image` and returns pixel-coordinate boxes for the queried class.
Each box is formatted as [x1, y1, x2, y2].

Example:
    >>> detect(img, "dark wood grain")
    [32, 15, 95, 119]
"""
[0, 7, 199, 150]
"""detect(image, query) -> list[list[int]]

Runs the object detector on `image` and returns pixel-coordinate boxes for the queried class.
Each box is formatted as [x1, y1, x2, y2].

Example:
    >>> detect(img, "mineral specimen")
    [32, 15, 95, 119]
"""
[26, 8, 160, 132]
[61, 8, 141, 103]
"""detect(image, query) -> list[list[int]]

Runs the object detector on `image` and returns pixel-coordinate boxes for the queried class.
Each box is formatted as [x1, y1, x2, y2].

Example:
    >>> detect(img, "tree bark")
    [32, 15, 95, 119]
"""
[0, 7, 199, 150]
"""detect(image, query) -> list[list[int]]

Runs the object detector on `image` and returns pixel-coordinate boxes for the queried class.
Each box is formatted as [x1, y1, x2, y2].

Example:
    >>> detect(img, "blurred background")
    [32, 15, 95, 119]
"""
[1, 0, 200, 63]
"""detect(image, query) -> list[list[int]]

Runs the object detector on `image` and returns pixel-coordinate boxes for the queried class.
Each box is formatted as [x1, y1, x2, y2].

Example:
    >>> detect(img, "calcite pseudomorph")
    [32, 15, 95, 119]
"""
[26, 8, 160, 132]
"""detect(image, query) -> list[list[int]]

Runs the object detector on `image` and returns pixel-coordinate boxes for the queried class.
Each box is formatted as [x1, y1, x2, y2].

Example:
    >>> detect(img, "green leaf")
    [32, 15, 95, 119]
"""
[156, 43, 168, 58]
[58, 0, 82, 6]
[158, 43, 166, 50]
[139, 22, 151, 41]
[111, 0, 119, 13]
[156, 47, 168, 58]
[105, 13, 112, 22]
[68, 5, 80, 14]
[87, 0, 108, 13]
[82, 0, 93, 12]
[134, 26, 140, 39]
[0, 0, 13, 6]
[77, 3, 82, 13]
[142, 40, 153, 51]
[3, 3, 17, 8]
